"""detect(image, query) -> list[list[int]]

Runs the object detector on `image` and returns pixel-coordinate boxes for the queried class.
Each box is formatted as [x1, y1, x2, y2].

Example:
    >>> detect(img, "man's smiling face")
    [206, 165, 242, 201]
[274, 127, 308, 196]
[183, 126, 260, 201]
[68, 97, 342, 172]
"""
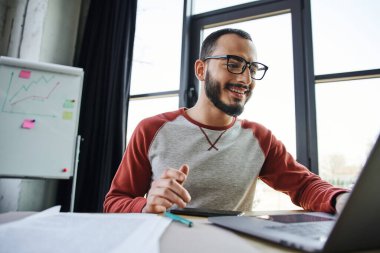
[203, 34, 257, 116]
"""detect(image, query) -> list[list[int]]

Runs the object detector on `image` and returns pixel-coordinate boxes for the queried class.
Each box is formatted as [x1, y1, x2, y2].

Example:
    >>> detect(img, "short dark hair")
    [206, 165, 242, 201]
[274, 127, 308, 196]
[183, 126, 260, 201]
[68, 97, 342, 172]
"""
[200, 28, 252, 59]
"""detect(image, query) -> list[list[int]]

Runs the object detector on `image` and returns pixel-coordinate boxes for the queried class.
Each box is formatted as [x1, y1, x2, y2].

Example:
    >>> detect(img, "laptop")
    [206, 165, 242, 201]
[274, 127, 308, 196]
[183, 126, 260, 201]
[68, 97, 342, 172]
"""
[209, 135, 380, 252]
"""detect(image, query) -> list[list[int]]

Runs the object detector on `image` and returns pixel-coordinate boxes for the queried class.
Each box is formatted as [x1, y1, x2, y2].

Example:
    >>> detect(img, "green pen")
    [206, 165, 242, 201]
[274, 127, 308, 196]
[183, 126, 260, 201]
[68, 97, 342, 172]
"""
[164, 211, 193, 227]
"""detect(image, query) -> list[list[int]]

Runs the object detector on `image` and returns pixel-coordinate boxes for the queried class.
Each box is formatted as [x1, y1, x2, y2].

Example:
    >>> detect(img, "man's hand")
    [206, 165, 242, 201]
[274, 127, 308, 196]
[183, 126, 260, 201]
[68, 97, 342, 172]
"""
[335, 192, 350, 214]
[142, 164, 191, 214]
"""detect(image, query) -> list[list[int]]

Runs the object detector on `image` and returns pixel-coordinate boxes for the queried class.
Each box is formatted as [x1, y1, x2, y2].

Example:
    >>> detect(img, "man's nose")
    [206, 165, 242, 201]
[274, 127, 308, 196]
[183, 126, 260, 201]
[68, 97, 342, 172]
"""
[237, 66, 252, 85]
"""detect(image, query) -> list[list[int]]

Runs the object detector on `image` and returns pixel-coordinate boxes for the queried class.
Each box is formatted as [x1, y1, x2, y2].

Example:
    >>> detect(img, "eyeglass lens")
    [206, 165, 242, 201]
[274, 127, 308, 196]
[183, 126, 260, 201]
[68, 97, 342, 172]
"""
[227, 57, 265, 80]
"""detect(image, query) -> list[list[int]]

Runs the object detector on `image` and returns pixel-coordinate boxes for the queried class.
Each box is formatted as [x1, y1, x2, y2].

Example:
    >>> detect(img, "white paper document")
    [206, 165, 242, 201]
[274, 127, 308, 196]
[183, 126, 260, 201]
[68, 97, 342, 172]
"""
[0, 206, 171, 253]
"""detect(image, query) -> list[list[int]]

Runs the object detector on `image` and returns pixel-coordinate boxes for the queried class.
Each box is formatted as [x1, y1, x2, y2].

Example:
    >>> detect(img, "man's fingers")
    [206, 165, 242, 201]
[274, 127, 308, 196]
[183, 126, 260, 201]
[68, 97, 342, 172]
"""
[152, 178, 191, 203]
[142, 204, 167, 214]
[143, 183, 188, 213]
[160, 167, 188, 184]
[144, 165, 192, 214]
[156, 187, 188, 208]
[146, 194, 173, 208]
[179, 164, 189, 176]
[147, 194, 186, 210]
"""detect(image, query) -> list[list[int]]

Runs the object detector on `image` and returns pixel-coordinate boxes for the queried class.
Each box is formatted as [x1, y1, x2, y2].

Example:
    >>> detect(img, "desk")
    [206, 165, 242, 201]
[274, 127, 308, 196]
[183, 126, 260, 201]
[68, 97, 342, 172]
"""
[162, 210, 380, 253]
[1, 211, 379, 253]
[161, 212, 298, 253]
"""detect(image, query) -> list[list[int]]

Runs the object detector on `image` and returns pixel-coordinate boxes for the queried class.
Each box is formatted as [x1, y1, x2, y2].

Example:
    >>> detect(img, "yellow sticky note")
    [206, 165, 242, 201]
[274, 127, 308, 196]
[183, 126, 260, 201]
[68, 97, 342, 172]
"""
[62, 111, 73, 120]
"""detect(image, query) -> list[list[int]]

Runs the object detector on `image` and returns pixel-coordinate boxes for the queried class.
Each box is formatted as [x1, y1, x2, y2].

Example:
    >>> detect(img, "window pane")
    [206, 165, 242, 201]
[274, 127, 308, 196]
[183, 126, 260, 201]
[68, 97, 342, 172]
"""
[127, 96, 179, 143]
[203, 13, 299, 211]
[254, 179, 302, 211]
[130, 0, 183, 95]
[316, 78, 380, 187]
[192, 0, 258, 15]
[311, 0, 380, 75]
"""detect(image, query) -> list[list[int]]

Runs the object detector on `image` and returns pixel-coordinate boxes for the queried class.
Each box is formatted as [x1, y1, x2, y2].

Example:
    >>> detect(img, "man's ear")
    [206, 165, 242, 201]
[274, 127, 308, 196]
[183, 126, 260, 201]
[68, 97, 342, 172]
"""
[194, 59, 206, 81]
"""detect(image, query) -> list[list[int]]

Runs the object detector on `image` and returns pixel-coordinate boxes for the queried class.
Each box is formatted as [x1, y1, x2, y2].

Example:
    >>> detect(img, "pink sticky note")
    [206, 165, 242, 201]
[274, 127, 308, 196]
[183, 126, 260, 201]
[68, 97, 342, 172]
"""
[19, 70, 31, 79]
[22, 119, 35, 129]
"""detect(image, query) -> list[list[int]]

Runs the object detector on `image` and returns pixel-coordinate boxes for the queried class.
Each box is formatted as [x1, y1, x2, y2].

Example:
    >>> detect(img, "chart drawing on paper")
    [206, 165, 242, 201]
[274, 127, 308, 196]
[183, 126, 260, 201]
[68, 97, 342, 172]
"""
[1, 68, 69, 118]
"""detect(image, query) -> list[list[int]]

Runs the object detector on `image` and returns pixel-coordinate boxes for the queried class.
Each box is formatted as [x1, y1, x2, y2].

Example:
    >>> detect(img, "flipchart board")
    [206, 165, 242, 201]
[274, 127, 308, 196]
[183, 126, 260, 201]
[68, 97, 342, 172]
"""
[0, 56, 83, 179]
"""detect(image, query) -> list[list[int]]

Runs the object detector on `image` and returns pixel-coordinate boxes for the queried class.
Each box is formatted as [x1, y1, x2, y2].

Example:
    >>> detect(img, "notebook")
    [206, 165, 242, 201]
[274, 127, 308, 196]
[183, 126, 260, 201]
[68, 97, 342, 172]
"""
[209, 135, 380, 252]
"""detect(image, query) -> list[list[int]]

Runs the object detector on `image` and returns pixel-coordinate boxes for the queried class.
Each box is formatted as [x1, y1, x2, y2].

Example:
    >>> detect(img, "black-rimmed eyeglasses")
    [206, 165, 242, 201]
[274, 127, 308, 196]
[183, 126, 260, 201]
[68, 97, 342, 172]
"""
[202, 54, 269, 80]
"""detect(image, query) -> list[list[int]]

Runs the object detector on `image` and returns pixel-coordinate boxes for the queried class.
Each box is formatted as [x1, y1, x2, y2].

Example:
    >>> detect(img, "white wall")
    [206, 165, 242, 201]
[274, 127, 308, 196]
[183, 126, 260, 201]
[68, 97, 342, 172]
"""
[0, 0, 83, 212]
[40, 0, 81, 64]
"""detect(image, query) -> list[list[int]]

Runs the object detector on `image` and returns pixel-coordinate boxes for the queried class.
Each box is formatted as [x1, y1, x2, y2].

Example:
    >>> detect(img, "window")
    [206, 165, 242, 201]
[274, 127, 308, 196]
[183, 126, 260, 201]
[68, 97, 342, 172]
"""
[311, 0, 380, 187]
[127, 97, 179, 141]
[127, 0, 184, 142]
[311, 0, 380, 74]
[192, 0, 258, 14]
[315, 79, 380, 187]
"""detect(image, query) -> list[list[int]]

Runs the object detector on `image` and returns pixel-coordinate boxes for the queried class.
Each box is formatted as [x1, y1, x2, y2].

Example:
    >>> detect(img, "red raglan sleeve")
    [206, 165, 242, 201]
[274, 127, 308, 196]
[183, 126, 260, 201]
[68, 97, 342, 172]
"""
[250, 122, 348, 213]
[103, 118, 155, 213]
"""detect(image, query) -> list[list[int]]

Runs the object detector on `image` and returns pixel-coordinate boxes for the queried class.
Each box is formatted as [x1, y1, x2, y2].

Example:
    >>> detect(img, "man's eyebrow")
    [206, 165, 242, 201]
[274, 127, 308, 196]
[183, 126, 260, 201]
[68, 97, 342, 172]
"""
[232, 55, 254, 63]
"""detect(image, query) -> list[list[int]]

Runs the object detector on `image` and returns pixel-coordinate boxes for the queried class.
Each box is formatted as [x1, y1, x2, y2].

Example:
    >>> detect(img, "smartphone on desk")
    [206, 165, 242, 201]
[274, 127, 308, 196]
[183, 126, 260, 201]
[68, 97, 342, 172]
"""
[170, 207, 244, 217]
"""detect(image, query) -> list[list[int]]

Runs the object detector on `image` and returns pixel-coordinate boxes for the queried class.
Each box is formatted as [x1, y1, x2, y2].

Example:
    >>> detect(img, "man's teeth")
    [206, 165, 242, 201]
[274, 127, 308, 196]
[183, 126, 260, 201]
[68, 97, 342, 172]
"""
[230, 88, 245, 94]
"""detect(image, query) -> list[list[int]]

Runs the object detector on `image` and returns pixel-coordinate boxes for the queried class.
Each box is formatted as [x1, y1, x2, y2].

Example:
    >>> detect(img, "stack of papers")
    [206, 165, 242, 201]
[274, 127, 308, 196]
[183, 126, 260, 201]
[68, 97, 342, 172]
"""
[0, 206, 171, 253]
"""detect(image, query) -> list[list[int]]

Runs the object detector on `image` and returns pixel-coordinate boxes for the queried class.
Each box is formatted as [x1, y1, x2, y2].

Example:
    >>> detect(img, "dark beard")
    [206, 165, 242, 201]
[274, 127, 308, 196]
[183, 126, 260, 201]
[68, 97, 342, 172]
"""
[204, 71, 251, 117]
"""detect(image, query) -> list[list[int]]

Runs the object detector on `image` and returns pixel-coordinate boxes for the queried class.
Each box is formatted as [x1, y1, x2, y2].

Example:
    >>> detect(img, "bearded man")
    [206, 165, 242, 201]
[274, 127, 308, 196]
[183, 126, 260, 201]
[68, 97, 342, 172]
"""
[104, 28, 349, 214]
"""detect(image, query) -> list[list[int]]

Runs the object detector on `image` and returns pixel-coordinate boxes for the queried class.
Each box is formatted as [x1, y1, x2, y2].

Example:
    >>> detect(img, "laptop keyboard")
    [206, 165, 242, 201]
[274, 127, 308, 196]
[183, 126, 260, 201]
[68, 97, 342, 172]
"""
[266, 222, 332, 241]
